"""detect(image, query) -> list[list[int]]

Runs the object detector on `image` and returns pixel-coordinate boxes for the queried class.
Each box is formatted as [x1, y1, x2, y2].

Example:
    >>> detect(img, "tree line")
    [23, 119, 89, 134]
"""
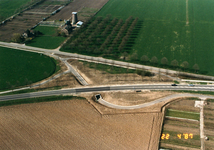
[61, 15, 139, 59]
[130, 53, 200, 73]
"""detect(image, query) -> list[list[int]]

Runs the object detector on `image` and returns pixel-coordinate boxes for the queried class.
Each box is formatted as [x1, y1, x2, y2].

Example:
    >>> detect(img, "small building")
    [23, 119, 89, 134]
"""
[76, 21, 83, 27]
[61, 20, 72, 35]
[92, 94, 102, 102]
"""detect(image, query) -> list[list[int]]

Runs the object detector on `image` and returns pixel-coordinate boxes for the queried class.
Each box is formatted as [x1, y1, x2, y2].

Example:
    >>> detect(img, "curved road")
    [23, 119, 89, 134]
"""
[99, 93, 210, 109]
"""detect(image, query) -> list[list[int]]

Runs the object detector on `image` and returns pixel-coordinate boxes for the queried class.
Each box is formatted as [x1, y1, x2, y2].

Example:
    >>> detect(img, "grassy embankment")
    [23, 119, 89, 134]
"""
[26, 26, 66, 49]
[80, 61, 136, 74]
[165, 109, 200, 120]
[0, 95, 85, 107]
[61, 0, 214, 76]
[0, 47, 59, 91]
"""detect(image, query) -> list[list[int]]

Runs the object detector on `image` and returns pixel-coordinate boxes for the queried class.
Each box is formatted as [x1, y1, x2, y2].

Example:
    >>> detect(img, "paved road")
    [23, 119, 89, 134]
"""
[0, 41, 177, 75]
[1, 84, 214, 103]
[2, 41, 214, 81]
[62, 59, 88, 86]
[99, 93, 210, 110]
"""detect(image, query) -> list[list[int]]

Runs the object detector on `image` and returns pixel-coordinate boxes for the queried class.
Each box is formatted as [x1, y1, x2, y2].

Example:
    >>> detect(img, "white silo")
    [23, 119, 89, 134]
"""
[72, 12, 78, 25]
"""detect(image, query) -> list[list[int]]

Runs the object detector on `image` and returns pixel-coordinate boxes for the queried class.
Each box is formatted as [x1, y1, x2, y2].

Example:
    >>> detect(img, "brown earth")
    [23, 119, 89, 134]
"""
[166, 98, 200, 112]
[67, 59, 173, 86]
[32, 58, 173, 90]
[0, 98, 164, 150]
[94, 91, 173, 106]
[79, 91, 173, 115]
[48, 0, 109, 21]
[0, 3, 59, 42]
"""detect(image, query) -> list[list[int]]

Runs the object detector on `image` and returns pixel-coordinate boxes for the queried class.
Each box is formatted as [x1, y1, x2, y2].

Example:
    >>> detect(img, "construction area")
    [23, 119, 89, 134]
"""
[0, 90, 168, 150]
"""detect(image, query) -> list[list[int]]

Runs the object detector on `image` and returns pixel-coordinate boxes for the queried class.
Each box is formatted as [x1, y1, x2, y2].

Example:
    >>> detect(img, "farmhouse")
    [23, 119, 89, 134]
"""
[61, 20, 73, 35]
[61, 12, 83, 35]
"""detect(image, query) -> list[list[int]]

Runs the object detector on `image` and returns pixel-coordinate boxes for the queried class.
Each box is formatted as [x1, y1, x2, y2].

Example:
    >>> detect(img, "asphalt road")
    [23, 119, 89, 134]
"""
[0, 41, 177, 75]
[1, 84, 214, 103]
[99, 93, 212, 109]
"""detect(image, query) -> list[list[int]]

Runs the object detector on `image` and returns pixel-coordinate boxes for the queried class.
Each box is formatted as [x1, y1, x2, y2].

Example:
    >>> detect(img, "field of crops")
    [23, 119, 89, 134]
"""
[61, 16, 140, 59]
[96, 0, 214, 76]
[0, 0, 41, 21]
[0, 47, 57, 91]
[0, 0, 30, 21]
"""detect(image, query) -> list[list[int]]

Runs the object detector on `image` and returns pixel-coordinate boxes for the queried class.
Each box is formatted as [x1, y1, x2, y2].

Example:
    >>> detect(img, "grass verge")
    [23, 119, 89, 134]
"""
[80, 60, 136, 74]
[165, 109, 200, 120]
[0, 95, 85, 107]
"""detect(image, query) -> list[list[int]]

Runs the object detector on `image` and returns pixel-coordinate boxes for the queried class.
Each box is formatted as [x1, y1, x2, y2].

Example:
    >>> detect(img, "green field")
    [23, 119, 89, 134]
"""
[41, 0, 71, 5]
[0, 47, 57, 91]
[95, 0, 214, 75]
[0, 0, 38, 21]
[165, 109, 200, 120]
[26, 26, 66, 49]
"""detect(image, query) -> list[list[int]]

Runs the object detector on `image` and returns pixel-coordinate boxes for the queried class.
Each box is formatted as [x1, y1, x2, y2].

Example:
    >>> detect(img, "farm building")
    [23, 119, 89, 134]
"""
[61, 20, 73, 35]
[72, 12, 78, 25]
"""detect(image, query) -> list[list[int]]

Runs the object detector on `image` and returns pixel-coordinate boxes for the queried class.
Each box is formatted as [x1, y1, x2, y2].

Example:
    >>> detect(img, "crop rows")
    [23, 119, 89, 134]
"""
[61, 16, 140, 59]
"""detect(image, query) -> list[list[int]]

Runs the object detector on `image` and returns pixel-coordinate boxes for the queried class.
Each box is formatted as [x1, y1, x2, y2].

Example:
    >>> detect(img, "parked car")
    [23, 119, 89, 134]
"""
[188, 84, 195, 87]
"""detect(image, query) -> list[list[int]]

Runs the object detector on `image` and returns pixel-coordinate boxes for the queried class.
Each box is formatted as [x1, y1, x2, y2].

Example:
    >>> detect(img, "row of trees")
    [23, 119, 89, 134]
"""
[62, 15, 139, 58]
[130, 53, 200, 72]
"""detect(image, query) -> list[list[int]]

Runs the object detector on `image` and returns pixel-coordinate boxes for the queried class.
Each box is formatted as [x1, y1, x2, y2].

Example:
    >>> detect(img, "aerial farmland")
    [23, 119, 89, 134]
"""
[1, 0, 214, 150]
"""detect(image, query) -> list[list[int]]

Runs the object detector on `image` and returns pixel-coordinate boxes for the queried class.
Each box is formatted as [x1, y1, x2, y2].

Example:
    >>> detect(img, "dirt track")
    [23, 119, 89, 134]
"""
[0, 99, 164, 150]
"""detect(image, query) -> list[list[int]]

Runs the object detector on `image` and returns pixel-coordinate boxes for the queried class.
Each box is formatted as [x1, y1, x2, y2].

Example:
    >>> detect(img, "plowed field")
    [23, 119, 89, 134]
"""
[0, 99, 163, 150]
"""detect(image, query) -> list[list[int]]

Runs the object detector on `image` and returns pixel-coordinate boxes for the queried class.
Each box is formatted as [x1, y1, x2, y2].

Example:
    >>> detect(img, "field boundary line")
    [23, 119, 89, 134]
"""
[168, 109, 200, 114]
[165, 116, 199, 122]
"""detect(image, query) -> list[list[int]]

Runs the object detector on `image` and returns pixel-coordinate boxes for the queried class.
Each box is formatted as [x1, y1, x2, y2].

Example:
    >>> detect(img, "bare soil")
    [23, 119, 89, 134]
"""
[166, 98, 200, 112]
[0, 0, 109, 41]
[96, 91, 173, 106]
[0, 98, 164, 150]
[48, 0, 109, 21]
[67, 59, 173, 86]
[0, 3, 59, 42]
